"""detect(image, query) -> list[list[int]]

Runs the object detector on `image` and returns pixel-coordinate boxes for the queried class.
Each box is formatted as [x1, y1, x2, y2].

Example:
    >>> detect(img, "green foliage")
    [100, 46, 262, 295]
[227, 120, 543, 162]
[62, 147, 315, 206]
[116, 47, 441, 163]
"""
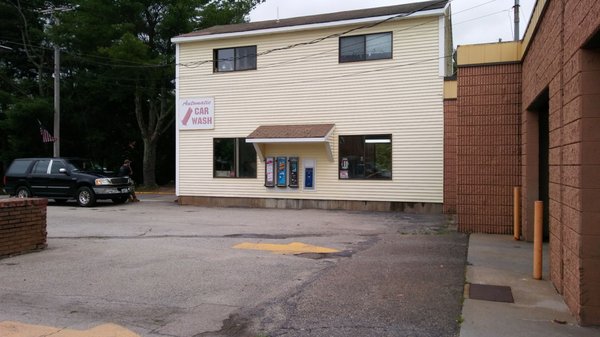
[0, 0, 264, 185]
[0, 97, 54, 161]
[100, 32, 152, 64]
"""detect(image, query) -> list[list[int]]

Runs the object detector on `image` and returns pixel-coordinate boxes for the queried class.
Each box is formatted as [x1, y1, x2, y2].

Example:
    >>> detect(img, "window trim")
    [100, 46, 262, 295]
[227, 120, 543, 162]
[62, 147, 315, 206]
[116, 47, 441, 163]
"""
[338, 134, 393, 180]
[213, 137, 257, 179]
[338, 32, 393, 63]
[213, 45, 258, 73]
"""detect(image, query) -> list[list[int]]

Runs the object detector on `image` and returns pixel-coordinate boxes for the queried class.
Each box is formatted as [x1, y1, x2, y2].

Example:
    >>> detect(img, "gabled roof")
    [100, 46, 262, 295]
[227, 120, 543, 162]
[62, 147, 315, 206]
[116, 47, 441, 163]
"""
[174, 0, 447, 41]
[246, 124, 336, 161]
[247, 124, 335, 140]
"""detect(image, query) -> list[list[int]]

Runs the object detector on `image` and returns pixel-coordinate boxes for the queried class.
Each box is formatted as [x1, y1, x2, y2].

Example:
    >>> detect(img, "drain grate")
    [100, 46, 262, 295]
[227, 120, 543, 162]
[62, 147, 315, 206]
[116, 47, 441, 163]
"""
[469, 284, 514, 303]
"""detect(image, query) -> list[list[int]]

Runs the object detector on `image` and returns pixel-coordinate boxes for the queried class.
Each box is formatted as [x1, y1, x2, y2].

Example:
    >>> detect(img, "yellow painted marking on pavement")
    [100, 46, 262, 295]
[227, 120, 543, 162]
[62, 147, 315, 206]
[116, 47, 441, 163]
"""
[234, 242, 339, 255]
[0, 321, 140, 337]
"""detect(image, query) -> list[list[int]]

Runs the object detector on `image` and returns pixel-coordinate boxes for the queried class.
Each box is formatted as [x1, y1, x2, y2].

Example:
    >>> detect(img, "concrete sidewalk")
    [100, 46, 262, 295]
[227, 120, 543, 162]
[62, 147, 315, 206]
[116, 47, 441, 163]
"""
[460, 234, 600, 337]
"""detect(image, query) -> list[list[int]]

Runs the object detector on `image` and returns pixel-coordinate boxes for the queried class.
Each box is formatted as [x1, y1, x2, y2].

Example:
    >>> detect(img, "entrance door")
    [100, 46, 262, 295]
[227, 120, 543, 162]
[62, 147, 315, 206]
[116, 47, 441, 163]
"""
[525, 89, 549, 241]
[538, 103, 550, 241]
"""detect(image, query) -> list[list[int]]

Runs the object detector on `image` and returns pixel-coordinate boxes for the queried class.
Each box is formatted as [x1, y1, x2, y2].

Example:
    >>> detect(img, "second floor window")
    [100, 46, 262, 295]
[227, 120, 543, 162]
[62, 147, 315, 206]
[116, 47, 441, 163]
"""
[214, 46, 257, 72]
[339, 32, 392, 63]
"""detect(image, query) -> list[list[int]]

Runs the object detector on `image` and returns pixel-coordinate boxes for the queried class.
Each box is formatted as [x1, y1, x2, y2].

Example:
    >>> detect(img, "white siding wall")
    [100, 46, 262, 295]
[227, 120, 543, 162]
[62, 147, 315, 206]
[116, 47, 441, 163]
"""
[177, 17, 444, 203]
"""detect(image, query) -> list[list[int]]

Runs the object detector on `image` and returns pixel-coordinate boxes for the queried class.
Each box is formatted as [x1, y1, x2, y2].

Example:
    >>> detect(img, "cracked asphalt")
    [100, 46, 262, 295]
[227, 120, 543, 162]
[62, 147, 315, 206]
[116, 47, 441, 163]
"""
[0, 195, 467, 337]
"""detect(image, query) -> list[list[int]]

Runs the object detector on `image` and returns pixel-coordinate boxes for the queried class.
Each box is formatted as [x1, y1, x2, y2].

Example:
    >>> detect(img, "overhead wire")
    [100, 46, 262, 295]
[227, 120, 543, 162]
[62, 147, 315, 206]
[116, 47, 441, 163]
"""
[184, 0, 508, 72]
[174, 1, 513, 83]
[94, 2, 514, 86]
[2, 0, 502, 72]
[2, 0, 450, 70]
[1, 0, 515, 90]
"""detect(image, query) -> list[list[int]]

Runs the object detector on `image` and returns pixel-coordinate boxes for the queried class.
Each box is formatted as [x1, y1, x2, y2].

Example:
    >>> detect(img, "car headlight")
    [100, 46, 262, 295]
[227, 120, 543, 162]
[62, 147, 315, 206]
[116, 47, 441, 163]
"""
[95, 178, 111, 185]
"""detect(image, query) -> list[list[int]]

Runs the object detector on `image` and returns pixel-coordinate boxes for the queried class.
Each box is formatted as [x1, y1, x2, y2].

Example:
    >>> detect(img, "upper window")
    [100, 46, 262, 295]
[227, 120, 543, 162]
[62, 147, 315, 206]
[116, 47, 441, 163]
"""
[6, 159, 33, 175]
[50, 160, 66, 174]
[214, 138, 257, 178]
[32, 160, 50, 174]
[214, 46, 257, 72]
[339, 135, 392, 180]
[339, 32, 392, 63]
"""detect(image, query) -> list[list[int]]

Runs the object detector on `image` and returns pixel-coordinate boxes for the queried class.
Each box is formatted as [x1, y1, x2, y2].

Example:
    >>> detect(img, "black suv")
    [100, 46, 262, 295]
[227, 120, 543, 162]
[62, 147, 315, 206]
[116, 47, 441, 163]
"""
[2, 158, 132, 207]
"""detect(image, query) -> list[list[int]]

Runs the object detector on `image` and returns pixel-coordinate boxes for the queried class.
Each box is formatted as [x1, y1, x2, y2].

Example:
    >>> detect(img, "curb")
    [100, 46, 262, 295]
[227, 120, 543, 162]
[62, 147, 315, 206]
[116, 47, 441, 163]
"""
[135, 191, 175, 195]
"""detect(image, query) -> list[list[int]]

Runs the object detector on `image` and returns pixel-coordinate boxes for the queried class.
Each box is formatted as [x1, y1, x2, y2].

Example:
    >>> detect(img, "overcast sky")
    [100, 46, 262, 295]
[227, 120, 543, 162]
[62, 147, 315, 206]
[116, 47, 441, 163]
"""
[249, 0, 536, 46]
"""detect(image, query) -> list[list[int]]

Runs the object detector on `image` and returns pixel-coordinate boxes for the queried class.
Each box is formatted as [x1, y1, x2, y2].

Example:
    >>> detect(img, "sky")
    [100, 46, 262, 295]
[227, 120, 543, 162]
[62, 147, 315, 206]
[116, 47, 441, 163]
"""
[249, 0, 536, 46]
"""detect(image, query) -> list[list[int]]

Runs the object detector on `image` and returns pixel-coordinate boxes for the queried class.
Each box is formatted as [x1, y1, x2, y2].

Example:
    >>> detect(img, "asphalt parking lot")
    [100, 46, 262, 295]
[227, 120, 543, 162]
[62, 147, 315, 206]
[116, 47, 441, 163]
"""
[0, 195, 468, 337]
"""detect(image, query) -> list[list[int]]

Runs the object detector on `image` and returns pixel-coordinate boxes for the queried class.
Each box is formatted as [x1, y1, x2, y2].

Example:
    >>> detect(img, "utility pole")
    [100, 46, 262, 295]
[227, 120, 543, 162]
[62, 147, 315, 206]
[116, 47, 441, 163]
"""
[40, 5, 73, 158]
[53, 20, 60, 157]
[514, 0, 520, 41]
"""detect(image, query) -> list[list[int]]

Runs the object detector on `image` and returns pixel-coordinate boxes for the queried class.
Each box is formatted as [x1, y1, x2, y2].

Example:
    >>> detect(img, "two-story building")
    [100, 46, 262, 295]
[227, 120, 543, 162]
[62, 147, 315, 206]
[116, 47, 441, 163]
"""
[172, 0, 453, 211]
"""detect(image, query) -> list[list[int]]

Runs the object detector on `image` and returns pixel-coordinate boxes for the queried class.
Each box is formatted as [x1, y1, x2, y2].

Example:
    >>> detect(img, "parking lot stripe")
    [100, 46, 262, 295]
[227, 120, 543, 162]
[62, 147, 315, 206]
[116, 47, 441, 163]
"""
[0, 321, 140, 337]
[233, 242, 339, 255]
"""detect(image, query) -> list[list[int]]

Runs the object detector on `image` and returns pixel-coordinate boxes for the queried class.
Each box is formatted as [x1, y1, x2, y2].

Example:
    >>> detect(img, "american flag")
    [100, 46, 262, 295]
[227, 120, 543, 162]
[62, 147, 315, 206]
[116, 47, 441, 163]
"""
[40, 125, 56, 143]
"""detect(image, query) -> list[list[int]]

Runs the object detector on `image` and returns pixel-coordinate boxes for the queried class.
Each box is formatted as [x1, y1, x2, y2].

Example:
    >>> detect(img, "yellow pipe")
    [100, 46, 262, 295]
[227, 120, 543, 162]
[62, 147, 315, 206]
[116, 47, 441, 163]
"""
[514, 187, 521, 241]
[533, 201, 543, 280]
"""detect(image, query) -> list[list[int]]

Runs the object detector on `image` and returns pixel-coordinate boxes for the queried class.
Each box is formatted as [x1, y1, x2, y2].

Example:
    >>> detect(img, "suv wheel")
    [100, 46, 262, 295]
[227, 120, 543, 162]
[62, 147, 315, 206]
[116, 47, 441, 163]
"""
[16, 186, 31, 198]
[76, 186, 96, 207]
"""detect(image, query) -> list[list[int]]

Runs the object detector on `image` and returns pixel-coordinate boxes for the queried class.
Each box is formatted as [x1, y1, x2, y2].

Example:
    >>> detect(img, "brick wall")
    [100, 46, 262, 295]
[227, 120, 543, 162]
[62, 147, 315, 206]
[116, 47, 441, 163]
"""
[520, 0, 600, 325]
[557, 46, 600, 326]
[443, 98, 457, 214]
[455, 63, 522, 234]
[0, 198, 48, 258]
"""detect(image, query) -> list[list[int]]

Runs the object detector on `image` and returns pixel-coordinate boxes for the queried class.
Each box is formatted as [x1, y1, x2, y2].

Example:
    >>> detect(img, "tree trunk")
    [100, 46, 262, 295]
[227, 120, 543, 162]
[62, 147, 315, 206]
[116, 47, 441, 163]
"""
[134, 83, 173, 188]
[142, 137, 158, 188]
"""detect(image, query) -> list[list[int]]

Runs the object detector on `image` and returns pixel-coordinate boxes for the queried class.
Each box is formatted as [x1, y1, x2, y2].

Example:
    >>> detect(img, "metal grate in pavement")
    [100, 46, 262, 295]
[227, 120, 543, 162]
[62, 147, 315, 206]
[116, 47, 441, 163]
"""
[469, 283, 514, 303]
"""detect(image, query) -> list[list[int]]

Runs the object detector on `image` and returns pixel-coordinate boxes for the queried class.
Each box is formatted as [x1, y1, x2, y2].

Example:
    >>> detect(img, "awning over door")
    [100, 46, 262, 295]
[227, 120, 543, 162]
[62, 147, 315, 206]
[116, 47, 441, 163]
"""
[246, 124, 335, 161]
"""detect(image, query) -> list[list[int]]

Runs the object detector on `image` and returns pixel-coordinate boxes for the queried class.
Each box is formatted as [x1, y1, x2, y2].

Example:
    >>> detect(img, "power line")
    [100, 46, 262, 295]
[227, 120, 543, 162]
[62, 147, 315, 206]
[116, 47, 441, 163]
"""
[2, 0, 450, 70]
[453, 9, 510, 26]
[184, 0, 509, 71]
[174, 53, 453, 86]
[1, 0, 515, 81]
[217, 0, 451, 66]
[0, 40, 172, 68]
[2, 0, 507, 72]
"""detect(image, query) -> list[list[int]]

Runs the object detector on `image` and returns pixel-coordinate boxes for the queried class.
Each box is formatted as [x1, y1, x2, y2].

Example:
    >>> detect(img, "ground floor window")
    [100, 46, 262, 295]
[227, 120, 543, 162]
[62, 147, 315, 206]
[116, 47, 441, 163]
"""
[213, 138, 257, 178]
[339, 134, 392, 180]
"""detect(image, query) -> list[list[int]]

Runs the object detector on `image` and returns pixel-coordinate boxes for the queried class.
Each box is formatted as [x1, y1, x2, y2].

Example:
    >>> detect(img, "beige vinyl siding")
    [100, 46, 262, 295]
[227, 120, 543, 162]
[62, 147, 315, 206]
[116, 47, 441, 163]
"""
[177, 17, 444, 203]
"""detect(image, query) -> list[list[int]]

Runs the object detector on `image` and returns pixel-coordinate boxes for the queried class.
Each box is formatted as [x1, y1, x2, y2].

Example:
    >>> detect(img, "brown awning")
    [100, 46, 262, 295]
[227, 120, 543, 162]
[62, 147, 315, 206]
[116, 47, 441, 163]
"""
[247, 124, 335, 141]
[246, 124, 335, 161]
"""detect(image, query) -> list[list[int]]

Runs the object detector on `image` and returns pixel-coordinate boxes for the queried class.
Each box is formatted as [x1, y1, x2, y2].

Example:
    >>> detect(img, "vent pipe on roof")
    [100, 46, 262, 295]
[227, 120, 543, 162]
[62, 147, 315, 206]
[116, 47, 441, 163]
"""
[513, 0, 520, 41]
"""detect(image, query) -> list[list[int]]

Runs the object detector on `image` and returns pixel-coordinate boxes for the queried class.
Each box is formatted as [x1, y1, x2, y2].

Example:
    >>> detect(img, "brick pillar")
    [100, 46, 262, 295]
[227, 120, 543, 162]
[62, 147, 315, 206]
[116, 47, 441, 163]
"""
[560, 47, 600, 326]
[0, 198, 48, 258]
[456, 64, 522, 233]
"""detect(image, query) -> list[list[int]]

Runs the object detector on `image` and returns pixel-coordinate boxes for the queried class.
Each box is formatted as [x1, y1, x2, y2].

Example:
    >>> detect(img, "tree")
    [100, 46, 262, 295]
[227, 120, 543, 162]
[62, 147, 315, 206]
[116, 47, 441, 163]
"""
[53, 0, 264, 187]
[0, 0, 57, 172]
[0, 0, 55, 97]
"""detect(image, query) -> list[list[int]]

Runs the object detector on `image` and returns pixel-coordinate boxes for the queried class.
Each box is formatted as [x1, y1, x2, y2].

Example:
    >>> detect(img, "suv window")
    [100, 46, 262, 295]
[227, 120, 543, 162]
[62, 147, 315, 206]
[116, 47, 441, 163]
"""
[67, 159, 102, 172]
[32, 160, 50, 174]
[50, 160, 66, 174]
[6, 159, 33, 175]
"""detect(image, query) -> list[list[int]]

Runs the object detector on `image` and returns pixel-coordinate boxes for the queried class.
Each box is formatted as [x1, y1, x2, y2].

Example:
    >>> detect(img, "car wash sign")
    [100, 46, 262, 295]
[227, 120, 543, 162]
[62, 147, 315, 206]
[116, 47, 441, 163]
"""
[178, 98, 214, 130]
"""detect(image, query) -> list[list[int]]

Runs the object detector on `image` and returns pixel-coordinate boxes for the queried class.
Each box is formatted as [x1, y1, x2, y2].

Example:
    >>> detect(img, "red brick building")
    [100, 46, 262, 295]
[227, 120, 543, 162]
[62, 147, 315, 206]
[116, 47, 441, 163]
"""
[444, 0, 600, 326]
